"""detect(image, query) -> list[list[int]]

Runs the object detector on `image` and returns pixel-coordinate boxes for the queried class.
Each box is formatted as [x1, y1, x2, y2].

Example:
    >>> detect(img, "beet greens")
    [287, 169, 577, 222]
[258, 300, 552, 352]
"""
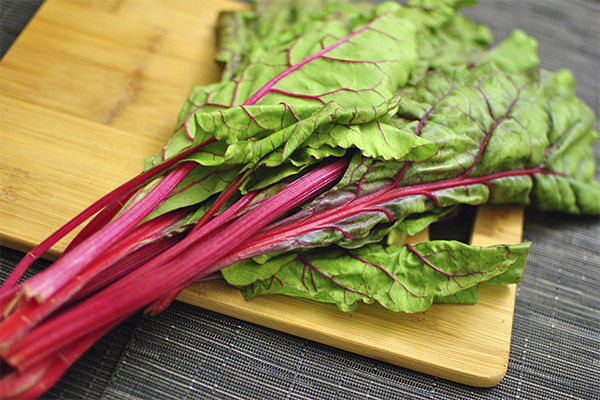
[0, 0, 598, 397]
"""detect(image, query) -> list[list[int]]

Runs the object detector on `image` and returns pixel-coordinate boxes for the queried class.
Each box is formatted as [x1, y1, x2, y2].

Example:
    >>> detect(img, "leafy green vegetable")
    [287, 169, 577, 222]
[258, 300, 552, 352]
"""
[144, 0, 439, 213]
[2, 1, 598, 396]
[214, 0, 598, 310]
[135, 0, 600, 312]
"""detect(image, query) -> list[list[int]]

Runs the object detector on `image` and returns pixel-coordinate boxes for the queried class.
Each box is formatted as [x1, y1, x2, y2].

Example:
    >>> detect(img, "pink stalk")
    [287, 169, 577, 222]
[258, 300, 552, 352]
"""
[72, 234, 182, 302]
[0, 138, 215, 294]
[144, 190, 259, 313]
[0, 209, 189, 346]
[179, 191, 259, 251]
[144, 283, 188, 315]
[127, 190, 259, 295]
[0, 221, 181, 321]
[61, 190, 136, 256]
[1, 158, 349, 370]
[0, 357, 52, 397]
[0, 287, 21, 319]
[189, 170, 252, 234]
[18, 162, 197, 303]
[0, 318, 119, 400]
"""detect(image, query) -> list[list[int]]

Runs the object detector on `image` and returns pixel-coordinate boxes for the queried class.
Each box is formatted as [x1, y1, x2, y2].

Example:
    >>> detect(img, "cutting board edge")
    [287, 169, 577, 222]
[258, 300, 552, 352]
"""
[176, 279, 517, 388]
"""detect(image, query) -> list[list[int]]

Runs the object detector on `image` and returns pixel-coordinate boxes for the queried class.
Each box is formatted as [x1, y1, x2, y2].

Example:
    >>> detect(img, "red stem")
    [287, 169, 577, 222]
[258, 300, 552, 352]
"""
[72, 234, 182, 302]
[0, 318, 119, 399]
[0, 138, 215, 294]
[1, 158, 349, 370]
[144, 190, 258, 313]
[62, 190, 137, 256]
[0, 209, 187, 346]
[20, 162, 197, 303]
[189, 169, 252, 234]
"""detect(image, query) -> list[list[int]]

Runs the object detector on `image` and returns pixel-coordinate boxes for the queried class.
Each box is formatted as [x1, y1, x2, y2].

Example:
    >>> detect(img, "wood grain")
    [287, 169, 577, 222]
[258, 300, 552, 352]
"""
[0, 0, 523, 387]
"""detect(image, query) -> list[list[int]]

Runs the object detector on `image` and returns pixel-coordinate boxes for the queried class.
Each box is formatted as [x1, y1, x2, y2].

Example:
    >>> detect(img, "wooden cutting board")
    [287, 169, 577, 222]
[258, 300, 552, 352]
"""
[0, 0, 523, 387]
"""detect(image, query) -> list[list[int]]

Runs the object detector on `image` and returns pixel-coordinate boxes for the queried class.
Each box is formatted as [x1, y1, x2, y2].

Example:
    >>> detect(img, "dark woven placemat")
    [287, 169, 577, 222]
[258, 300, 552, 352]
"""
[0, 0, 42, 55]
[2, 1, 599, 399]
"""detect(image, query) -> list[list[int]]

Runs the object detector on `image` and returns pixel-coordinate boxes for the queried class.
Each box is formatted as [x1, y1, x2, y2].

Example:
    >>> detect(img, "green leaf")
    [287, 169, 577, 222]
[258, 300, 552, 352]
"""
[393, 206, 457, 236]
[141, 1, 441, 219]
[221, 54, 598, 262]
[433, 287, 478, 304]
[222, 241, 529, 312]
[135, 0, 598, 314]
[147, 2, 433, 171]
[401, 0, 492, 83]
[202, 100, 436, 166]
[392, 59, 598, 214]
[477, 29, 540, 73]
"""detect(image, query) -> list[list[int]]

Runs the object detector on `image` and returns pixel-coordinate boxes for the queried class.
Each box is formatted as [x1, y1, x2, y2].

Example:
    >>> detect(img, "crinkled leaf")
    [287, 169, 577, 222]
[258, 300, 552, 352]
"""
[202, 100, 435, 166]
[222, 241, 529, 312]
[141, 1, 443, 221]
[532, 70, 600, 213]
[215, 0, 379, 81]
[400, 0, 492, 83]
[223, 39, 597, 261]
[476, 29, 539, 73]
[149, 2, 425, 171]
[394, 49, 597, 213]
[433, 287, 479, 304]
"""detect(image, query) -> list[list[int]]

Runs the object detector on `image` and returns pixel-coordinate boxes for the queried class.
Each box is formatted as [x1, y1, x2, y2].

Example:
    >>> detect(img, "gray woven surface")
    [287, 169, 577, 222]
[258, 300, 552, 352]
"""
[0, 0, 42, 55]
[1, 0, 599, 399]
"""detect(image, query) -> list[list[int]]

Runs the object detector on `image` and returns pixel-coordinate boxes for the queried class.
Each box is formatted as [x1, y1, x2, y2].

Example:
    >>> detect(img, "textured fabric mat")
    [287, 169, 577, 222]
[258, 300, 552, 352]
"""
[1, 1, 599, 399]
[0, 0, 42, 55]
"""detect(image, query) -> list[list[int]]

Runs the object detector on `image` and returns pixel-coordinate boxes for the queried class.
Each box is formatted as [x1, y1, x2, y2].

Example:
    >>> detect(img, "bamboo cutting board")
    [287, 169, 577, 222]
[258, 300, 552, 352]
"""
[0, 0, 523, 387]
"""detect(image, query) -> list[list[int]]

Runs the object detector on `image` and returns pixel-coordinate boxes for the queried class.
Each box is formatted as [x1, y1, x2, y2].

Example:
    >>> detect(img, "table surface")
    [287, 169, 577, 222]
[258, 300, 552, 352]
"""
[1, 1, 599, 399]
